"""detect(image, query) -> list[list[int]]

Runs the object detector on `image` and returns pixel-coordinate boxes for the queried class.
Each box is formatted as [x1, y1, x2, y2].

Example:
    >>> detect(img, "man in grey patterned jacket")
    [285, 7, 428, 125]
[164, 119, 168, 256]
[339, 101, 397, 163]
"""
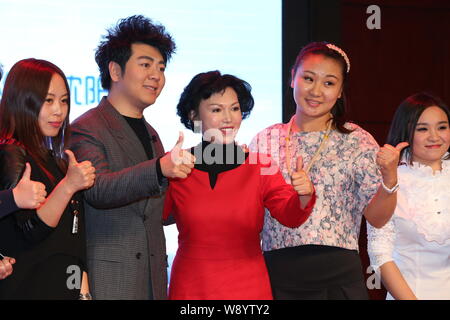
[70, 15, 194, 300]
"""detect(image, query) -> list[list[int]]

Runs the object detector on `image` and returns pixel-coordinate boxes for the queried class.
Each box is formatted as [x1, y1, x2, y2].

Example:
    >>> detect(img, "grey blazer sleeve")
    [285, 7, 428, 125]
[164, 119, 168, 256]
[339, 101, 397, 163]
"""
[70, 121, 164, 209]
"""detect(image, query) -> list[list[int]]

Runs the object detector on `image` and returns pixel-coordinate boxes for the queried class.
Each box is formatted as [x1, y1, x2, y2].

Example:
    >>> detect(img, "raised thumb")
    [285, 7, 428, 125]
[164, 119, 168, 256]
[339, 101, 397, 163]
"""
[296, 155, 304, 171]
[173, 131, 184, 150]
[20, 162, 32, 181]
[395, 142, 409, 151]
[65, 149, 78, 166]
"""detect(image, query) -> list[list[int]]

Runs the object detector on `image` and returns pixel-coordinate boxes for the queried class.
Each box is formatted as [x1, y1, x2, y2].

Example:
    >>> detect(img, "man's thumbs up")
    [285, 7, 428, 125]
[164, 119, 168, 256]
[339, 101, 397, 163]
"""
[160, 132, 196, 179]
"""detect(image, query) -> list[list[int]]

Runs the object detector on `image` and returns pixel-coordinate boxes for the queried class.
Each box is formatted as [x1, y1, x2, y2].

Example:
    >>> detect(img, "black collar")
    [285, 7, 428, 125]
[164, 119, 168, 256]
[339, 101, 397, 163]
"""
[191, 141, 248, 189]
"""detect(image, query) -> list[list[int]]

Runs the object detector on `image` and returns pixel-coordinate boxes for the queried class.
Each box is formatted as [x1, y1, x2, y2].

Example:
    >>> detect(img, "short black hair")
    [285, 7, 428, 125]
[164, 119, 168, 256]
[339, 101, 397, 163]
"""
[177, 71, 254, 131]
[387, 92, 450, 164]
[95, 15, 176, 90]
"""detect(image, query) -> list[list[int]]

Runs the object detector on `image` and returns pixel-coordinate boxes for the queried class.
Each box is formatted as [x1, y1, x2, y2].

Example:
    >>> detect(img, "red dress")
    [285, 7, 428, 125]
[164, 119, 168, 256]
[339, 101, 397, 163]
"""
[163, 153, 315, 300]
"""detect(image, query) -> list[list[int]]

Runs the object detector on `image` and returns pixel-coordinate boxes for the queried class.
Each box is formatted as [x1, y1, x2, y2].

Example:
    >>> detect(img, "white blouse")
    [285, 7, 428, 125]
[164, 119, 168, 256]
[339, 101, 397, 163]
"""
[367, 158, 450, 300]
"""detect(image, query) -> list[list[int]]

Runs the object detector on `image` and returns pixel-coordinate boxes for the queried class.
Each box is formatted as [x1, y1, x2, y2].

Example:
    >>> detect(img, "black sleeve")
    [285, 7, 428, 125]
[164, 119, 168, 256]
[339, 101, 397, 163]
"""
[14, 210, 55, 243]
[0, 143, 27, 189]
[0, 190, 19, 219]
[0, 143, 54, 243]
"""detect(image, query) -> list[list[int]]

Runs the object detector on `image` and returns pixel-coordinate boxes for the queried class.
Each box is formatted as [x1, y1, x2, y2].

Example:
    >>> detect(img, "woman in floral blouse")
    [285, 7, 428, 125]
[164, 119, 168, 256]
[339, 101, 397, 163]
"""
[367, 93, 450, 300]
[250, 41, 403, 299]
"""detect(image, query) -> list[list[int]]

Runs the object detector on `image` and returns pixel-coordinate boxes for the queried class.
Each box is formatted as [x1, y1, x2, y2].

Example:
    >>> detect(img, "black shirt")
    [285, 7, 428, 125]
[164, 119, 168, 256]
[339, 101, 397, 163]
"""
[123, 115, 163, 183]
[0, 144, 85, 299]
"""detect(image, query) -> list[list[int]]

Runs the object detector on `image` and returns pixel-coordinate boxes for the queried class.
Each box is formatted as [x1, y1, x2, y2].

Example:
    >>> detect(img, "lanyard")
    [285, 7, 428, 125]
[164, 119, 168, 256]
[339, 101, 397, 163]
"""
[285, 115, 332, 176]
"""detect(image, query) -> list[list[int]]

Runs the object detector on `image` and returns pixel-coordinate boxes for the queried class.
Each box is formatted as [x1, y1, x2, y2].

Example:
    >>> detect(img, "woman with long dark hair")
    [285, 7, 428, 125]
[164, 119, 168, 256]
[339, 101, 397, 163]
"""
[0, 64, 47, 281]
[0, 59, 95, 299]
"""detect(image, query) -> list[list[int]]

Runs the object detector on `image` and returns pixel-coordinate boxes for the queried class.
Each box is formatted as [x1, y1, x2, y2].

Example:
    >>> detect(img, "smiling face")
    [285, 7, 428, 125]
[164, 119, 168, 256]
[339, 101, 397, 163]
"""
[193, 87, 242, 144]
[110, 43, 166, 115]
[411, 106, 450, 170]
[38, 73, 69, 137]
[291, 54, 344, 124]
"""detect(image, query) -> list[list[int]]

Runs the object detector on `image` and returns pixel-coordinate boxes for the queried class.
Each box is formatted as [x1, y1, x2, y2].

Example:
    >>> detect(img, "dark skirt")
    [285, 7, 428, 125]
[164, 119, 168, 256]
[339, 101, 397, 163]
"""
[264, 244, 368, 300]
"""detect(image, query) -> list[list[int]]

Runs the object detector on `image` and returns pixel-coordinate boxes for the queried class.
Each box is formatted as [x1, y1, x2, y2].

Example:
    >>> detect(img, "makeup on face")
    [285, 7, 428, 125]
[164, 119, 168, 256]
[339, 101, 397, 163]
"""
[195, 87, 242, 144]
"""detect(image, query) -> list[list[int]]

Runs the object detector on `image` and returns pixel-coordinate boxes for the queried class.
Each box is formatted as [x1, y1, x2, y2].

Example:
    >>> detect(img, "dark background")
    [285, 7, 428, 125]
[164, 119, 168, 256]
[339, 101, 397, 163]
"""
[282, 0, 450, 299]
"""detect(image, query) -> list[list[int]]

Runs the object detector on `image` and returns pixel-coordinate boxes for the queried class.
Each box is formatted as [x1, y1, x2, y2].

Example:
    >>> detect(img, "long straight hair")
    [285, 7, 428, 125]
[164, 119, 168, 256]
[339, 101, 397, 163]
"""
[0, 58, 70, 174]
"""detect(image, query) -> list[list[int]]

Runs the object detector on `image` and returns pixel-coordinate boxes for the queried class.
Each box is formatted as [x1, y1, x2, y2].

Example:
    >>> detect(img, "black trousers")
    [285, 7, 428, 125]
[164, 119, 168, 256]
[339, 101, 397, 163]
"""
[264, 244, 369, 300]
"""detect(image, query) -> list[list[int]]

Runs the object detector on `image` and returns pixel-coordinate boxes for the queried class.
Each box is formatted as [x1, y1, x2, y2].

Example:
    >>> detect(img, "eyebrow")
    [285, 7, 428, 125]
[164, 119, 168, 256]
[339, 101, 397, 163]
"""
[208, 101, 240, 107]
[137, 55, 166, 65]
[416, 121, 449, 125]
[46, 92, 69, 97]
[303, 70, 339, 80]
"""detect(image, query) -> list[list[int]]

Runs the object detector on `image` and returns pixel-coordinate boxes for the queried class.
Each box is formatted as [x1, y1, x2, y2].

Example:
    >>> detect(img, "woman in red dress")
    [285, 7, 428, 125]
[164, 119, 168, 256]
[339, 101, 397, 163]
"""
[163, 71, 316, 299]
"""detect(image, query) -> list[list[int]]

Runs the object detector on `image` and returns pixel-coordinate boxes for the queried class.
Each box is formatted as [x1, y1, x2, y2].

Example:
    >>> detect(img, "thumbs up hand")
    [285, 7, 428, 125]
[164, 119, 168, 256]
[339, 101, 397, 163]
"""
[64, 150, 96, 193]
[12, 162, 47, 209]
[376, 142, 409, 188]
[160, 132, 196, 179]
[291, 156, 314, 196]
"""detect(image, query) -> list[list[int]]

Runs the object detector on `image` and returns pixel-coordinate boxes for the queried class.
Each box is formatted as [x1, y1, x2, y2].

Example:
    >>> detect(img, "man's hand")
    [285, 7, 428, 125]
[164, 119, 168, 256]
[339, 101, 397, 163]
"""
[160, 132, 196, 179]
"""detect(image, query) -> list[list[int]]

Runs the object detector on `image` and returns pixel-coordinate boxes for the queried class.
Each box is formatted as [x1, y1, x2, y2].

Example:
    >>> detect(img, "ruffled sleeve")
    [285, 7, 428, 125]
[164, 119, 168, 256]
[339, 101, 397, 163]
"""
[367, 218, 396, 274]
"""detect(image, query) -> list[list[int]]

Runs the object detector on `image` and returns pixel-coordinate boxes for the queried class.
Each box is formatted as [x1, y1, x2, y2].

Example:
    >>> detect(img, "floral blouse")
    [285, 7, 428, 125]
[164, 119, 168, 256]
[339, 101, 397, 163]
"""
[367, 158, 450, 299]
[249, 122, 381, 251]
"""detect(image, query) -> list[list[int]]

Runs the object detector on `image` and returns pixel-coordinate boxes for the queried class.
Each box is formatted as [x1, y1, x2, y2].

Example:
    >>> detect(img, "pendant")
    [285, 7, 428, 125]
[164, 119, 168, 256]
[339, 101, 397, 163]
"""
[72, 215, 79, 234]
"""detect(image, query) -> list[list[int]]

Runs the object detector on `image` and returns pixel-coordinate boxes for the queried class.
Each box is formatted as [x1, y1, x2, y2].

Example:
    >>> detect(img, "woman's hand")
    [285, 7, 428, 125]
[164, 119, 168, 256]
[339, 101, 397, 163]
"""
[291, 156, 314, 196]
[377, 142, 409, 188]
[0, 256, 15, 280]
[64, 150, 96, 193]
[13, 163, 47, 209]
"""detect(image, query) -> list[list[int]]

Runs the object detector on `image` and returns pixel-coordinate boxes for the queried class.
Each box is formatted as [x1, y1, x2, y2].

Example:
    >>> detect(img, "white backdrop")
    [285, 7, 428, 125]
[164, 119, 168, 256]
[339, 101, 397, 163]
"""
[0, 0, 282, 274]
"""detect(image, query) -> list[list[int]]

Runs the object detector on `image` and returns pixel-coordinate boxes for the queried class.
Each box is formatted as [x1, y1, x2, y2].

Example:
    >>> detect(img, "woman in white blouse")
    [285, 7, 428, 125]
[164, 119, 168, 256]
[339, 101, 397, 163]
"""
[367, 92, 450, 300]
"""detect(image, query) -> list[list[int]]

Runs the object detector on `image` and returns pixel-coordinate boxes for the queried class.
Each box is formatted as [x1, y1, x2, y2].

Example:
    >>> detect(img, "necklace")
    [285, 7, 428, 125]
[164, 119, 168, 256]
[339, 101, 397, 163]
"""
[285, 115, 333, 176]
